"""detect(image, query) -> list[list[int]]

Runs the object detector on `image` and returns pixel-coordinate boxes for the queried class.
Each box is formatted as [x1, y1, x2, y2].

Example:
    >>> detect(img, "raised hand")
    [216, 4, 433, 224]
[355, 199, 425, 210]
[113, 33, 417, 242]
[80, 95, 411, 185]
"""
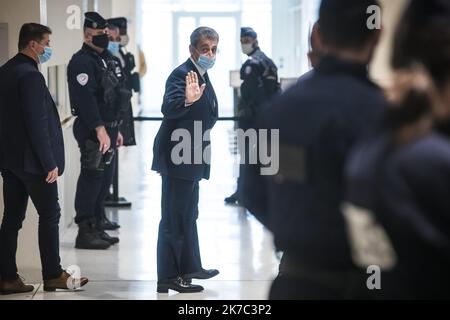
[185, 71, 206, 106]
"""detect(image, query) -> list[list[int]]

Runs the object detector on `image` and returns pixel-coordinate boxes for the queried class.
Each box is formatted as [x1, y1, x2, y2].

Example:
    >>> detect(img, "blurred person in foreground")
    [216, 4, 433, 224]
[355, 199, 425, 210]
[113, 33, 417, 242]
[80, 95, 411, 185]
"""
[242, 0, 386, 299]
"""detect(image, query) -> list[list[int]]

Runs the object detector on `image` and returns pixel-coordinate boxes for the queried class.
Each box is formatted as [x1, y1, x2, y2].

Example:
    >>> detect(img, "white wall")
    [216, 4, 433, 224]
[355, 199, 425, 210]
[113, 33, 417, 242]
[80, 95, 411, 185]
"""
[272, 0, 319, 78]
[0, 0, 42, 58]
[272, 0, 409, 86]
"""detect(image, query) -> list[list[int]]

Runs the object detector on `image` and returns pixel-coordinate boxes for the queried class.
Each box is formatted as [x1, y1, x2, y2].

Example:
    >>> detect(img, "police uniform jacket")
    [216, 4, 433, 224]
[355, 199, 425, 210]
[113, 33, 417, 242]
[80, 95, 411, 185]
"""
[242, 55, 387, 269]
[68, 44, 120, 131]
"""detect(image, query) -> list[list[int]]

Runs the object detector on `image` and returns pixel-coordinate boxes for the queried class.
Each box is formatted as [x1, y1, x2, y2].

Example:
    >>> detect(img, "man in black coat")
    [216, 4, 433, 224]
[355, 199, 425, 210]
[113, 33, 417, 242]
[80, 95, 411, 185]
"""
[0, 23, 88, 294]
[152, 27, 220, 294]
[242, 0, 387, 299]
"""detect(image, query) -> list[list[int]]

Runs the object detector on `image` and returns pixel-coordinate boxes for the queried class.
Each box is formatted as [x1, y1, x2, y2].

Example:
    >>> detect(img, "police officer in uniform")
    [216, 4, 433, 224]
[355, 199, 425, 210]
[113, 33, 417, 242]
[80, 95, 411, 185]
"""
[68, 12, 131, 250]
[107, 17, 137, 147]
[225, 27, 280, 205]
[102, 18, 138, 211]
[242, 0, 386, 299]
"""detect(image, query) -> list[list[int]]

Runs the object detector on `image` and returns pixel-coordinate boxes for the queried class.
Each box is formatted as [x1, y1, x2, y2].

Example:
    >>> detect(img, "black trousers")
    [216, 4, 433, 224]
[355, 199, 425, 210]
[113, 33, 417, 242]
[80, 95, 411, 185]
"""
[0, 169, 63, 281]
[73, 119, 118, 224]
[236, 118, 255, 198]
[157, 175, 202, 280]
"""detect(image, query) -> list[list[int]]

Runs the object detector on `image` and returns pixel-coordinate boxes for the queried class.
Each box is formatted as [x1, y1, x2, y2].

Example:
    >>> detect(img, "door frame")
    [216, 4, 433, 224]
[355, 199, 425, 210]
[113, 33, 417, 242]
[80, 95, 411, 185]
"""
[172, 11, 241, 68]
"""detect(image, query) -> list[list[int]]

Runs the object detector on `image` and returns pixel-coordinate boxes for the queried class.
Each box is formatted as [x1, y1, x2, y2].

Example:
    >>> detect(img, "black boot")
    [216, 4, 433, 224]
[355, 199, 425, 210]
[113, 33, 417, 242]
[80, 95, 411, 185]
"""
[98, 231, 119, 245]
[96, 225, 120, 245]
[98, 211, 121, 231]
[75, 218, 111, 250]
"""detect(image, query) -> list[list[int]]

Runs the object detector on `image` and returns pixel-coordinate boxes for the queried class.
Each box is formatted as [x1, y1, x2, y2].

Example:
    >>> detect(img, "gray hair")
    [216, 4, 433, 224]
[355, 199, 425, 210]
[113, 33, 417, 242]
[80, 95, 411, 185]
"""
[190, 26, 219, 47]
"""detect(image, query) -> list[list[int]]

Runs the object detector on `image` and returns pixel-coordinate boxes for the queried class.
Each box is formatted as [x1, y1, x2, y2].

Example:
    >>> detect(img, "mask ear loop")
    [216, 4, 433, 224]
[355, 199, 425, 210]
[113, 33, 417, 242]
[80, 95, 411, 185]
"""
[30, 41, 42, 63]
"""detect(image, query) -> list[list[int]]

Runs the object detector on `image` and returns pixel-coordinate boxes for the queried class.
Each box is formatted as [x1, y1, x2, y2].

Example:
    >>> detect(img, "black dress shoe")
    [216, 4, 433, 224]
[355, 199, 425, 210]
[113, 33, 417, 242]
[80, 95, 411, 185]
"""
[224, 192, 239, 204]
[157, 277, 204, 294]
[184, 269, 220, 280]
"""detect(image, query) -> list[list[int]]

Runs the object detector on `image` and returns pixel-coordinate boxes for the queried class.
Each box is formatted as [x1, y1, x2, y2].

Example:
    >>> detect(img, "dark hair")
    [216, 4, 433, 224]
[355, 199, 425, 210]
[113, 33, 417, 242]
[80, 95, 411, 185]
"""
[18, 23, 52, 51]
[392, 0, 450, 89]
[319, 0, 380, 49]
[190, 27, 219, 48]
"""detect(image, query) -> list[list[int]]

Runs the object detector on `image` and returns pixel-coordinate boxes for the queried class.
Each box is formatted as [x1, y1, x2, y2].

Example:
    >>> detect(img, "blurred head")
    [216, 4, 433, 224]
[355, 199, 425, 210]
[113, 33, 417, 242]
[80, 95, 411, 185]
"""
[385, 66, 447, 140]
[108, 24, 120, 42]
[318, 0, 381, 63]
[392, 0, 450, 109]
[308, 22, 323, 68]
[18, 23, 52, 64]
[107, 24, 121, 55]
[189, 27, 219, 70]
[240, 27, 258, 55]
[107, 17, 128, 47]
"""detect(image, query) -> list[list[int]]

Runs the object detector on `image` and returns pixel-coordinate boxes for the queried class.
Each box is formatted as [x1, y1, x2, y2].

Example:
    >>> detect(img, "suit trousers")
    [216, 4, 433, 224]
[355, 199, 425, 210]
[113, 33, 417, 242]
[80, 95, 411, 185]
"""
[157, 175, 203, 280]
[0, 169, 63, 281]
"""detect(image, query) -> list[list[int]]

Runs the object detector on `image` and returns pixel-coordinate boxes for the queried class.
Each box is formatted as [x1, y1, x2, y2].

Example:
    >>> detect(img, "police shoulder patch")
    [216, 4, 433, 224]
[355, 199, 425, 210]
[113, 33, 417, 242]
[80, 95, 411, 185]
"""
[77, 73, 89, 86]
[245, 66, 252, 75]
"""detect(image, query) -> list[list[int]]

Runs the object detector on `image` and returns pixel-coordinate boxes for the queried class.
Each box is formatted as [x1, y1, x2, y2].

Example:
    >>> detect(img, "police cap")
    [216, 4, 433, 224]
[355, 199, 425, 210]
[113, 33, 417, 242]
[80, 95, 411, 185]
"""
[107, 17, 128, 35]
[241, 27, 257, 39]
[84, 12, 108, 29]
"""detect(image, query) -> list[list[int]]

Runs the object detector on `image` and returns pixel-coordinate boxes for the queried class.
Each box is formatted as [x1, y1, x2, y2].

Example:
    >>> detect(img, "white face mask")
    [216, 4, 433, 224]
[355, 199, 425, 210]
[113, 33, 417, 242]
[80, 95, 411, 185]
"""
[241, 43, 254, 55]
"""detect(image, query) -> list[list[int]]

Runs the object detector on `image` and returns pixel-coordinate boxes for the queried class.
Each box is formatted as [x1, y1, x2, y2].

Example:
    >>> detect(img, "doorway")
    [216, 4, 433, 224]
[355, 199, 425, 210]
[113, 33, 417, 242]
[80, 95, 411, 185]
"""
[173, 12, 240, 117]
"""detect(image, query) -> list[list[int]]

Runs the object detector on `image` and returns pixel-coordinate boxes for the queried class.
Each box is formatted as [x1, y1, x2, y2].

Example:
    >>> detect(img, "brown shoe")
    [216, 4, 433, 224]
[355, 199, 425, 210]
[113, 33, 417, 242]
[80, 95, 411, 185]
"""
[43, 271, 89, 292]
[0, 276, 35, 295]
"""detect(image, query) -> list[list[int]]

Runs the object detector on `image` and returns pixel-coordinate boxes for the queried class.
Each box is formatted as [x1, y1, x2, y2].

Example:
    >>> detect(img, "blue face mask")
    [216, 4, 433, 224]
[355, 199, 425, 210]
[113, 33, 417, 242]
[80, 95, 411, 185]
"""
[38, 46, 52, 64]
[197, 54, 216, 70]
[108, 41, 120, 55]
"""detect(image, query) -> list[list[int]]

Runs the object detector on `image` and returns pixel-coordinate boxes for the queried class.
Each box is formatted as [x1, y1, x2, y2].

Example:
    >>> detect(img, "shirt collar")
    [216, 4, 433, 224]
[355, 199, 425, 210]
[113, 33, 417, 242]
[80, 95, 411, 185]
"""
[190, 56, 206, 77]
[17, 53, 38, 69]
[249, 47, 260, 57]
[316, 54, 372, 85]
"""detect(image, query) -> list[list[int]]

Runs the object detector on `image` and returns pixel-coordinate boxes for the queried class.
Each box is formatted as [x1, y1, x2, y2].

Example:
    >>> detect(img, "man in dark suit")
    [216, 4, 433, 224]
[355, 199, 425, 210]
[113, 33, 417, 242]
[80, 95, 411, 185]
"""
[0, 23, 88, 294]
[152, 27, 220, 293]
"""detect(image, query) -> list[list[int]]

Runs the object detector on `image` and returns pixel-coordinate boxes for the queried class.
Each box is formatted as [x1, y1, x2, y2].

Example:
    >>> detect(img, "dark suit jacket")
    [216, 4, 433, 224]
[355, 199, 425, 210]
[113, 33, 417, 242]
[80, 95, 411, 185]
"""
[152, 58, 218, 181]
[0, 53, 65, 175]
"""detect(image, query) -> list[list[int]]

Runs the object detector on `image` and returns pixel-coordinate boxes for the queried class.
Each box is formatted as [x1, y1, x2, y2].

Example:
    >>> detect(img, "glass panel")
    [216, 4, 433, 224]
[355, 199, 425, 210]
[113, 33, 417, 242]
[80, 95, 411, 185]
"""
[177, 16, 196, 66]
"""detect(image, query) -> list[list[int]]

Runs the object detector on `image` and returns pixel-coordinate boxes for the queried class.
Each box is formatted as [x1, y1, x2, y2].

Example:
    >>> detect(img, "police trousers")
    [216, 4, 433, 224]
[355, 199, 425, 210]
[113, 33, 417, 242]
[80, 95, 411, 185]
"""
[73, 118, 118, 224]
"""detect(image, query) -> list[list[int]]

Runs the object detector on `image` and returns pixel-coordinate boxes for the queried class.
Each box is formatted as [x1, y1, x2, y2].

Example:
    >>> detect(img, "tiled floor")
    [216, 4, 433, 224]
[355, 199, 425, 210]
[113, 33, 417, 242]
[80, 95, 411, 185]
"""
[1, 121, 279, 300]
